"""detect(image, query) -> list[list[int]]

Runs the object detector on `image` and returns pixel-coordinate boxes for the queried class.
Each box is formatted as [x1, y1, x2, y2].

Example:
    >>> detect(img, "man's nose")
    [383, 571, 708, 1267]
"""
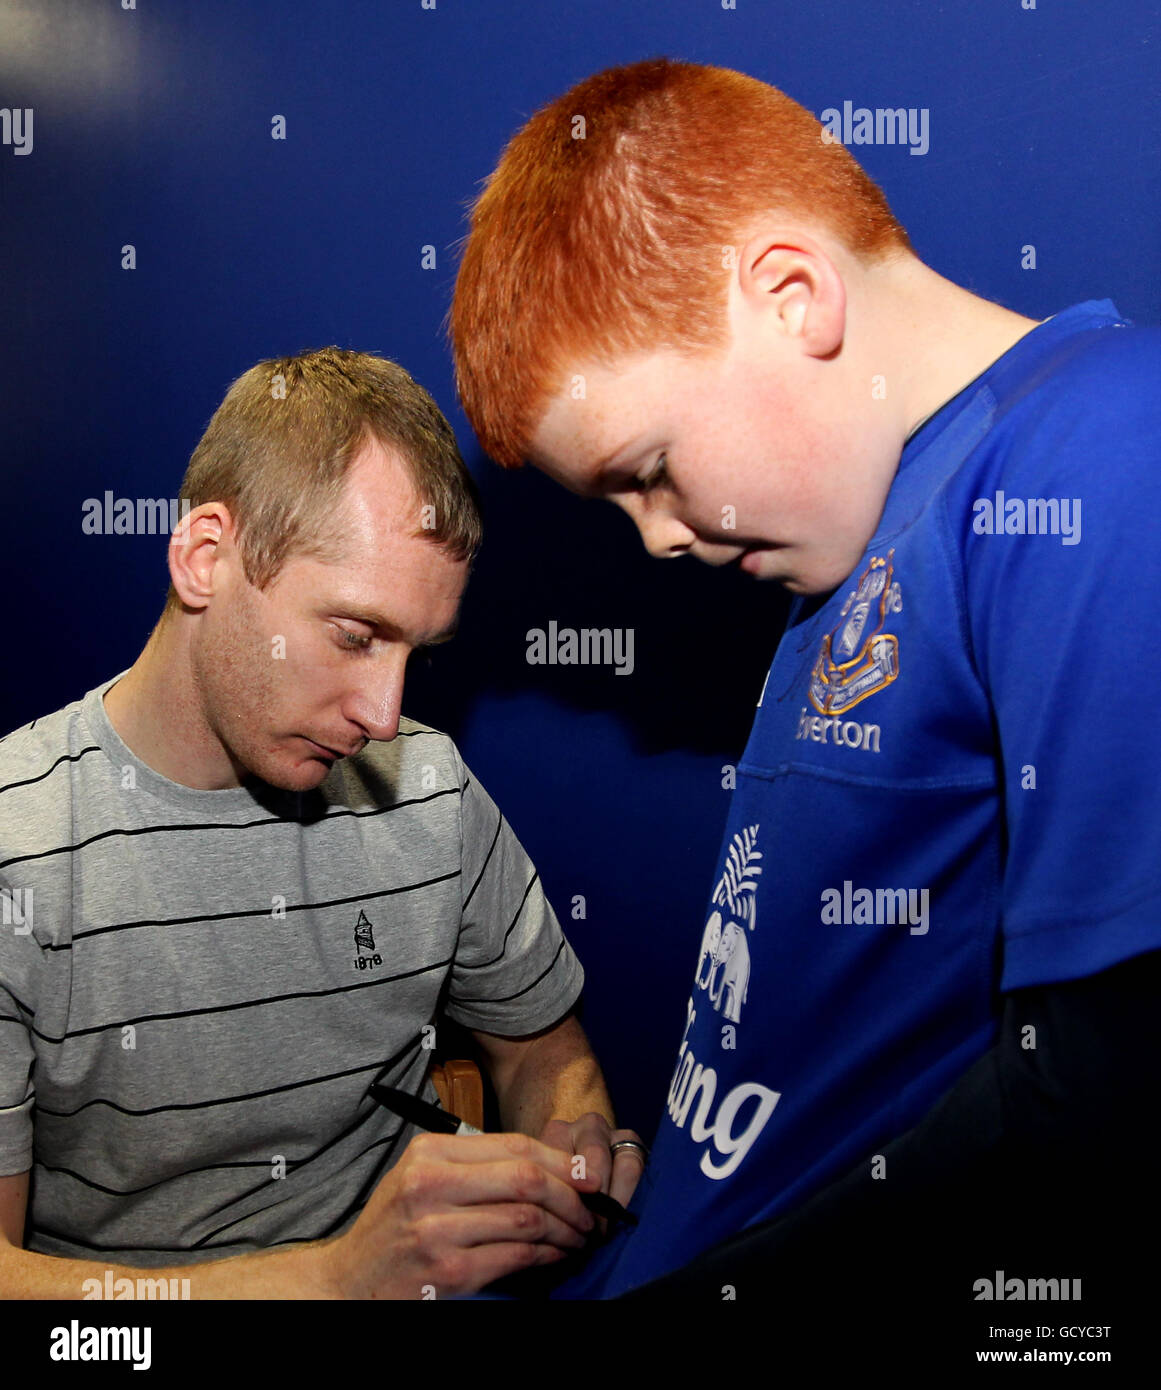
[346, 652, 408, 741]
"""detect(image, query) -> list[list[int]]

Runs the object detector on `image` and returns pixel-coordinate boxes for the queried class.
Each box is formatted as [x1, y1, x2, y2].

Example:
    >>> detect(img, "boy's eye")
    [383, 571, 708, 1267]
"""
[634, 453, 668, 492]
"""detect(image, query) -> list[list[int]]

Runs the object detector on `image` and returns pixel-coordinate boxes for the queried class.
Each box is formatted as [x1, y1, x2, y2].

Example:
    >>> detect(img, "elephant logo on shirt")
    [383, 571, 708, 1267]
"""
[694, 825, 762, 1024]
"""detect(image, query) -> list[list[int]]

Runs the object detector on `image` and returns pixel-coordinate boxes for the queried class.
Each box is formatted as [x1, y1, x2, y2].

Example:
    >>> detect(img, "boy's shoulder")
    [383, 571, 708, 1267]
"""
[1000, 310, 1159, 420]
[949, 308, 1160, 504]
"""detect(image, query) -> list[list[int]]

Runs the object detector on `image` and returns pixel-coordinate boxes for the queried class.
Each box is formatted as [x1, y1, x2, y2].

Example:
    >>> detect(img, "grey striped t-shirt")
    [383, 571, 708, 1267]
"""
[0, 670, 583, 1267]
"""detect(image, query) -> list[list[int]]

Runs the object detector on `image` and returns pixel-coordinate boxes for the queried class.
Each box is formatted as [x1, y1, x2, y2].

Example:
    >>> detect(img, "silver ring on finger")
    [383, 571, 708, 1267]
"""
[609, 1138, 649, 1164]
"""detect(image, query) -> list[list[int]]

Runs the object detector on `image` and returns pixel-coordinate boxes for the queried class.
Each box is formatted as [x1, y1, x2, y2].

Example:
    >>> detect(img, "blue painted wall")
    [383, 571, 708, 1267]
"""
[2, 0, 1158, 1137]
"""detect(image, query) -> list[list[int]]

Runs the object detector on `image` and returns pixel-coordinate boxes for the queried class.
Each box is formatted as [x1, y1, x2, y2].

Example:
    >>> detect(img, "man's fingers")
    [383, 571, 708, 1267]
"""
[399, 1141, 597, 1236]
[568, 1114, 616, 1191]
[608, 1128, 647, 1210]
[416, 1129, 579, 1182]
[422, 1203, 591, 1256]
[538, 1117, 577, 1157]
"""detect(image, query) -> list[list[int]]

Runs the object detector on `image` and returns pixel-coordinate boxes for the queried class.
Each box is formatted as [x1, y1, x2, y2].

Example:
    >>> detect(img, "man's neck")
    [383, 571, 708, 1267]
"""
[103, 613, 244, 791]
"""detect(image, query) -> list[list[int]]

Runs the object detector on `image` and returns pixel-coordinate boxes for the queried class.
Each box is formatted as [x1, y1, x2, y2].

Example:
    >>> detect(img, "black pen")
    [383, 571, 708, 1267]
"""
[370, 1084, 638, 1227]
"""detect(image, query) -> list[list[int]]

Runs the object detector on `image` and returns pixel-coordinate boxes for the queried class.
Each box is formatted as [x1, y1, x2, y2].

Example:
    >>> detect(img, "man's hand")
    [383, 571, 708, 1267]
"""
[315, 1130, 598, 1300]
[539, 1111, 647, 1233]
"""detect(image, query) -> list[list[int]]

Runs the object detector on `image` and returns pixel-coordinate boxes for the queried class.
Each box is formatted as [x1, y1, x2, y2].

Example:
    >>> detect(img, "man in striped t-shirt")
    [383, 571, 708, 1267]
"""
[0, 349, 645, 1300]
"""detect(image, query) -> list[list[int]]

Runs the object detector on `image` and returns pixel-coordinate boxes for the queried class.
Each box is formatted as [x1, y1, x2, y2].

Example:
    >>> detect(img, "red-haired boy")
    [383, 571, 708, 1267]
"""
[452, 59, 1161, 1305]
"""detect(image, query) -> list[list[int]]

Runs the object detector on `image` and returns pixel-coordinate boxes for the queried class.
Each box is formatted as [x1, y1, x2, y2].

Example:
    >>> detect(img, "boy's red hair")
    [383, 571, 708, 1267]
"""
[449, 57, 914, 468]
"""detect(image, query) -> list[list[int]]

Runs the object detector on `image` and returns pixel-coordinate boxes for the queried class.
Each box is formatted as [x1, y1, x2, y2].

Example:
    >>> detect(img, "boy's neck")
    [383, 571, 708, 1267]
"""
[873, 255, 1044, 444]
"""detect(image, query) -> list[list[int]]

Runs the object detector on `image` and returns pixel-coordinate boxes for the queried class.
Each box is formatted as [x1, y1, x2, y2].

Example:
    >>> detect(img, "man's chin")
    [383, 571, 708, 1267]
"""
[240, 752, 335, 794]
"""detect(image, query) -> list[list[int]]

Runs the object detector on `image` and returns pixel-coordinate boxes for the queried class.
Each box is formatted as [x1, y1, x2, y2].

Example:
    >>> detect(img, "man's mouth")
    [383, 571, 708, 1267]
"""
[304, 738, 344, 760]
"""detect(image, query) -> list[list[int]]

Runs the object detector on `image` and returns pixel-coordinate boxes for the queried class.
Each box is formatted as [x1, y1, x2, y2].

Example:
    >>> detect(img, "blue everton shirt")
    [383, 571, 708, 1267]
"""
[552, 299, 1161, 1298]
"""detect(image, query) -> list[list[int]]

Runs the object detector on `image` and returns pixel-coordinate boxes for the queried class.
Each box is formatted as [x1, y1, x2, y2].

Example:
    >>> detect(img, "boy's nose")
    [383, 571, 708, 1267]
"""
[636, 511, 695, 559]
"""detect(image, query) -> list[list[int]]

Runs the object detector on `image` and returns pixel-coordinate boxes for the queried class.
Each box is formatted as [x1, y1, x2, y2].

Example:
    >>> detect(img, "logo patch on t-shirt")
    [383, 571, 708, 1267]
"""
[808, 551, 902, 715]
[694, 825, 762, 1024]
[353, 909, 383, 971]
[669, 827, 780, 1182]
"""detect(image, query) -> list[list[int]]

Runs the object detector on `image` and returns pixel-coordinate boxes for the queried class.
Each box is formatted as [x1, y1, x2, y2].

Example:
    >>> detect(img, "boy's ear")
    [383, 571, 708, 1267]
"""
[731, 225, 846, 358]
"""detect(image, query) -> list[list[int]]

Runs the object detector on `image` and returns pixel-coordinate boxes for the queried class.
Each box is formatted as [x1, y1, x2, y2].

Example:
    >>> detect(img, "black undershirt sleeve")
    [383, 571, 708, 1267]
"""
[619, 947, 1161, 1306]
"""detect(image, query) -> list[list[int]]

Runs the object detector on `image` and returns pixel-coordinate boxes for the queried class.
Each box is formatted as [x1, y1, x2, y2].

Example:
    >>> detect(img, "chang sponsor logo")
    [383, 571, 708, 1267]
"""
[666, 997, 780, 1180]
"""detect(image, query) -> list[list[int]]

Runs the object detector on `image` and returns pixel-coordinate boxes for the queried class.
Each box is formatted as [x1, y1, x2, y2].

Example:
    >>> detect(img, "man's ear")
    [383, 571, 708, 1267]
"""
[732, 224, 846, 359]
[168, 501, 234, 612]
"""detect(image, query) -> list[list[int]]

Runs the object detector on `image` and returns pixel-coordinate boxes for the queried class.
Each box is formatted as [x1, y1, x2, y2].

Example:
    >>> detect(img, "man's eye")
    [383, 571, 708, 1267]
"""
[634, 453, 668, 492]
[335, 627, 373, 651]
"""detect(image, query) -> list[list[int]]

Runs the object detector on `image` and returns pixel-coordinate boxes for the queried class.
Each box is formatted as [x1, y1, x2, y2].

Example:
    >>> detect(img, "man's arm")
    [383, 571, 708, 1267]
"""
[472, 1010, 614, 1135]
[0, 1124, 601, 1300]
[472, 1010, 646, 1212]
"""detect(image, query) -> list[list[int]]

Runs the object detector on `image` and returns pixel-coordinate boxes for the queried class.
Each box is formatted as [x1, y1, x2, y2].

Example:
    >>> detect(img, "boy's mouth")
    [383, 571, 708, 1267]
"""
[731, 544, 779, 572]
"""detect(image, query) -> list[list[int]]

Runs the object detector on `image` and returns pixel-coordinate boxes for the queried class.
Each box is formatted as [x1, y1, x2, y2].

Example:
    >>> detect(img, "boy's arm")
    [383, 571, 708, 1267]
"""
[621, 946, 1161, 1298]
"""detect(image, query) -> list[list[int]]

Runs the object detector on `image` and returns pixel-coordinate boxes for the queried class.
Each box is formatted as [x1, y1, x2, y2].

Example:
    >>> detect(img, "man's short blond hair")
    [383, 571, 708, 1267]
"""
[164, 347, 481, 612]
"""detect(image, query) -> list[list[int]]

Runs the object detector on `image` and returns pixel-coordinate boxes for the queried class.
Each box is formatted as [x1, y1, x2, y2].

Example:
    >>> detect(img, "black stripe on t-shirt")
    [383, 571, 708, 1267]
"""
[451, 936, 568, 1007]
[45, 866, 463, 950]
[35, 1096, 405, 1200]
[0, 724, 443, 799]
[457, 872, 538, 970]
[28, 1127, 407, 1257]
[34, 1056, 393, 1120]
[191, 1122, 409, 1248]
[462, 810, 504, 915]
[0, 785, 460, 874]
[24, 954, 456, 1046]
[0, 985, 34, 1019]
[31, 1048, 428, 1232]
[0, 745, 103, 797]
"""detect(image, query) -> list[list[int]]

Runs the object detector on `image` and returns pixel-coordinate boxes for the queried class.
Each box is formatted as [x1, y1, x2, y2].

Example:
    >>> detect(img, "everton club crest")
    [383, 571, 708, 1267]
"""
[808, 552, 902, 715]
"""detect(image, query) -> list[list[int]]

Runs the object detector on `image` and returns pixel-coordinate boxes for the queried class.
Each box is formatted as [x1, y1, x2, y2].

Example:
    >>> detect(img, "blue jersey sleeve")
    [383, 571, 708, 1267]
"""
[963, 333, 1161, 989]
